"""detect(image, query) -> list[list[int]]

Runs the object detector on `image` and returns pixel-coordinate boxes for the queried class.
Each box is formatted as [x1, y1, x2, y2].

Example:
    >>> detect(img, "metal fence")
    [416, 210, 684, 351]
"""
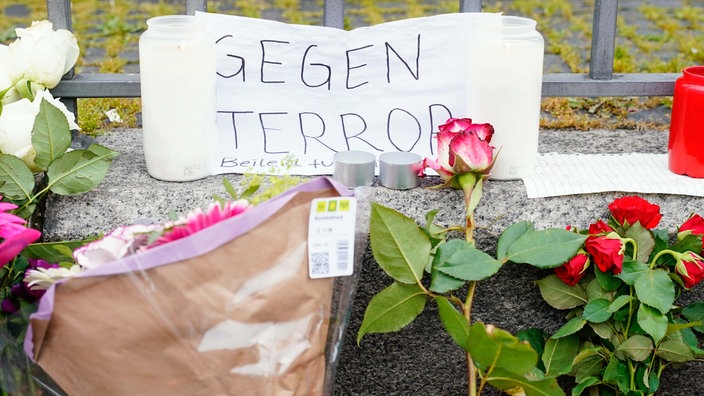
[47, 0, 679, 108]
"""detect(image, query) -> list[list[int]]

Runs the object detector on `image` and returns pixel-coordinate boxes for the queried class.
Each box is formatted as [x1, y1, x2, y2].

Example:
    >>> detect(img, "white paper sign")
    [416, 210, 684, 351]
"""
[196, 12, 500, 175]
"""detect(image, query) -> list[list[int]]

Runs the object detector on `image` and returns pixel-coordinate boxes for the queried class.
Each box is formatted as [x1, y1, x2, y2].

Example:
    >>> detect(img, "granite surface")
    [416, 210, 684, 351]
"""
[42, 128, 703, 395]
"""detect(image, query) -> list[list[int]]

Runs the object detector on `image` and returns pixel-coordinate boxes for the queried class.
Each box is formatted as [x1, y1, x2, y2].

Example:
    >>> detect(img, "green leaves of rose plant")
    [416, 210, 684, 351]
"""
[634, 268, 675, 315]
[357, 282, 426, 344]
[497, 221, 586, 267]
[32, 98, 72, 170]
[0, 154, 35, 201]
[46, 143, 118, 195]
[370, 203, 431, 285]
[536, 274, 588, 310]
[431, 239, 501, 284]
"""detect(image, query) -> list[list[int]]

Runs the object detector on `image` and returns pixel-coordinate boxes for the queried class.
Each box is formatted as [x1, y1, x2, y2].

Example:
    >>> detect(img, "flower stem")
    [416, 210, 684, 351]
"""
[464, 281, 477, 396]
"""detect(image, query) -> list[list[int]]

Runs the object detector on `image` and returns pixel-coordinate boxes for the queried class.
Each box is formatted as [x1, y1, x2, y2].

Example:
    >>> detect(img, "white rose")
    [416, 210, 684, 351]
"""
[9, 20, 79, 89]
[0, 89, 79, 170]
[0, 45, 15, 96]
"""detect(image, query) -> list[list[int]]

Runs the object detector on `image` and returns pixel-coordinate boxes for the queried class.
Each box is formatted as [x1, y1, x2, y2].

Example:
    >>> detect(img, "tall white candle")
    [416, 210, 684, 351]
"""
[139, 15, 217, 181]
[466, 16, 544, 180]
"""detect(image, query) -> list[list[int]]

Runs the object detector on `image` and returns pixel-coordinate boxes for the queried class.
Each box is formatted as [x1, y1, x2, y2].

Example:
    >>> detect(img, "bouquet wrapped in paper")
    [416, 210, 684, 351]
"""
[24, 177, 367, 395]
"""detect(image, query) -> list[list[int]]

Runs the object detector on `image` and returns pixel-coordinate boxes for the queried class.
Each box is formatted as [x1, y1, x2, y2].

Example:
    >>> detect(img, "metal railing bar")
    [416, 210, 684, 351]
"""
[459, 0, 483, 13]
[324, 0, 345, 28]
[186, 0, 207, 15]
[589, 0, 619, 80]
[50, 73, 677, 99]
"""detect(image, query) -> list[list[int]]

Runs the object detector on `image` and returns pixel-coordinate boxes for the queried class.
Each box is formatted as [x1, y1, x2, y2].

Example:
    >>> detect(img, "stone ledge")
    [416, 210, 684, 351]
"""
[42, 128, 703, 395]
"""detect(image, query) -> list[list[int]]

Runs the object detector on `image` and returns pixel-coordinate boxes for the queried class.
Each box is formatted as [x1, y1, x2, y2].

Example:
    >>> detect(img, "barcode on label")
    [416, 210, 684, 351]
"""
[336, 239, 349, 271]
[311, 251, 330, 275]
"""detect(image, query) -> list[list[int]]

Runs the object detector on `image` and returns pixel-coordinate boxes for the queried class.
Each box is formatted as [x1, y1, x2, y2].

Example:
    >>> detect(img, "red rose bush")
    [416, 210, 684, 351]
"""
[538, 196, 704, 395]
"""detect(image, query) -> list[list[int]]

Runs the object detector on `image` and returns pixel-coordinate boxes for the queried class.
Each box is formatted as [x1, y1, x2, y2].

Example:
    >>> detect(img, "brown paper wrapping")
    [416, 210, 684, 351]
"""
[31, 188, 339, 395]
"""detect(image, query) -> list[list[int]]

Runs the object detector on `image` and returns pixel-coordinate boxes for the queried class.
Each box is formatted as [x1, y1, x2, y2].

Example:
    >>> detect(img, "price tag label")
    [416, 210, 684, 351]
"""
[307, 197, 357, 279]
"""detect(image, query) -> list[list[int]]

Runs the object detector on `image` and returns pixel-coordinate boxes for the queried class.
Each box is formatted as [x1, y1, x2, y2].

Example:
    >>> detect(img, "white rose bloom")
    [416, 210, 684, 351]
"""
[0, 45, 15, 96]
[10, 20, 79, 89]
[0, 89, 79, 169]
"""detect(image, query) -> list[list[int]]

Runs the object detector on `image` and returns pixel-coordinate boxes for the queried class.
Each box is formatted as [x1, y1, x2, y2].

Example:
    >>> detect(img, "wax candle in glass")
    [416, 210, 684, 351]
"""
[139, 15, 217, 181]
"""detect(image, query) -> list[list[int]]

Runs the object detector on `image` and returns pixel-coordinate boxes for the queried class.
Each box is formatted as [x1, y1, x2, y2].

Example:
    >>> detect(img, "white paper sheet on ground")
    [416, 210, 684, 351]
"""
[522, 153, 704, 198]
[195, 12, 502, 175]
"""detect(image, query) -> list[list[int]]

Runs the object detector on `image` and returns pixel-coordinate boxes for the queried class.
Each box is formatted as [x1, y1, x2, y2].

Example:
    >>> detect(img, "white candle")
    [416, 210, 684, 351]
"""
[139, 15, 217, 181]
[466, 16, 544, 180]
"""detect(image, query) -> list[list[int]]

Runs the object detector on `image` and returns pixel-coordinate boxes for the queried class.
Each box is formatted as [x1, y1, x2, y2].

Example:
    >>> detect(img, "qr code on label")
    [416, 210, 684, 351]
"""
[310, 252, 330, 275]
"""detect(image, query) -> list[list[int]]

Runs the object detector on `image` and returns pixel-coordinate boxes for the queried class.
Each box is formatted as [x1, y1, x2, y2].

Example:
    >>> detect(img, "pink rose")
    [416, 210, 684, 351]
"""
[420, 118, 495, 182]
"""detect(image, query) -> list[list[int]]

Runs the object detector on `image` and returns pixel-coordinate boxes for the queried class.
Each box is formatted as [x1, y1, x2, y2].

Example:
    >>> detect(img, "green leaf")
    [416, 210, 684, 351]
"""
[634, 269, 675, 315]
[571, 348, 604, 383]
[654, 339, 695, 362]
[671, 233, 704, 256]
[552, 317, 586, 338]
[485, 368, 564, 396]
[357, 282, 427, 344]
[572, 377, 600, 396]
[616, 259, 650, 285]
[517, 328, 548, 371]
[608, 295, 634, 313]
[542, 334, 579, 377]
[586, 277, 612, 301]
[589, 322, 614, 339]
[506, 228, 587, 267]
[467, 322, 537, 375]
[535, 274, 588, 310]
[637, 304, 668, 343]
[0, 154, 35, 201]
[46, 144, 118, 195]
[594, 266, 622, 292]
[617, 335, 653, 362]
[432, 239, 501, 281]
[497, 221, 534, 262]
[583, 298, 612, 323]
[32, 98, 72, 170]
[602, 356, 629, 389]
[435, 296, 470, 351]
[369, 203, 431, 284]
[21, 240, 93, 263]
[624, 222, 655, 263]
[429, 268, 465, 293]
[682, 302, 704, 333]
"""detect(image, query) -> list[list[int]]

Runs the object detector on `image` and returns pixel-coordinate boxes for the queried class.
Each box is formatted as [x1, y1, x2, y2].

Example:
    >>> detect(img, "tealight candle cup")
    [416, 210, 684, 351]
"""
[379, 152, 422, 190]
[332, 151, 376, 187]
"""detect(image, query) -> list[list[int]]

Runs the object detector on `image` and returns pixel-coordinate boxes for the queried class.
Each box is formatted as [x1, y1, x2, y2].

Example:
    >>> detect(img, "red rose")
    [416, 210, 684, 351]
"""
[608, 196, 662, 229]
[585, 235, 624, 274]
[555, 253, 590, 286]
[676, 252, 704, 288]
[588, 219, 613, 235]
[680, 214, 704, 234]
[679, 214, 704, 255]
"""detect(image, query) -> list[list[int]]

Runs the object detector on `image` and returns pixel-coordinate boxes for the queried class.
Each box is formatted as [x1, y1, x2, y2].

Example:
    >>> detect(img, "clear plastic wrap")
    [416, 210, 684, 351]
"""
[9, 177, 368, 395]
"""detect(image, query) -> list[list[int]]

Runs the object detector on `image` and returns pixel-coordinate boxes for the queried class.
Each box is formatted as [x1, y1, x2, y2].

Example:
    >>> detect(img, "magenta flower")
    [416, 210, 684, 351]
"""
[0, 198, 41, 267]
[150, 199, 251, 248]
[420, 118, 495, 185]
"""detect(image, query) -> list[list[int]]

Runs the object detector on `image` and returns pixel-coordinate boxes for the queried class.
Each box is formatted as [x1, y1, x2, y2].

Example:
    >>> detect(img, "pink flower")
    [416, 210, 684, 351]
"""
[420, 118, 495, 183]
[73, 223, 161, 268]
[150, 199, 251, 248]
[0, 198, 41, 267]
